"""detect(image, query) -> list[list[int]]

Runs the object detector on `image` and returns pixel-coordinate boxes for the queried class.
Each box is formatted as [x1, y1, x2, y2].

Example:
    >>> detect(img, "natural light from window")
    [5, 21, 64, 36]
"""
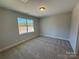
[17, 17, 34, 35]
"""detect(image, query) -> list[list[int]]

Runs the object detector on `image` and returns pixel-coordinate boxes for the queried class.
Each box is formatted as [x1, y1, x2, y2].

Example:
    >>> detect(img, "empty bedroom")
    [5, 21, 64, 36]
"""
[0, 0, 79, 59]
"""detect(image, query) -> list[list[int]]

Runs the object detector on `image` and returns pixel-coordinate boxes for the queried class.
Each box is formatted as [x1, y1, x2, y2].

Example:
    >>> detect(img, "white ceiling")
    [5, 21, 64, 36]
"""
[0, 0, 78, 17]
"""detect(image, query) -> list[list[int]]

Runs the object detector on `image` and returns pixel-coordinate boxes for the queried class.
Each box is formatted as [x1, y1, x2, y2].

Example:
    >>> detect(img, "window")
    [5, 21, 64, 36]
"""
[17, 17, 34, 35]
[27, 19, 34, 32]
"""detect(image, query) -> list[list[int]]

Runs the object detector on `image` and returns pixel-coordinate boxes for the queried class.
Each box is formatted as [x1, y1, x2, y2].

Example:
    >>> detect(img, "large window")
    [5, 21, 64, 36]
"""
[17, 17, 34, 35]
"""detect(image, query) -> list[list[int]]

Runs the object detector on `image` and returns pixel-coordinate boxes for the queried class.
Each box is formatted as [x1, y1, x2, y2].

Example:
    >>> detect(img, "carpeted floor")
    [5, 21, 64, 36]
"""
[0, 36, 78, 59]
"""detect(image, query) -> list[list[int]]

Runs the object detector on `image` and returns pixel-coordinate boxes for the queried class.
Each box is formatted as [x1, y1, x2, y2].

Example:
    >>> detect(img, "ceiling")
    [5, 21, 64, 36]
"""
[0, 0, 78, 17]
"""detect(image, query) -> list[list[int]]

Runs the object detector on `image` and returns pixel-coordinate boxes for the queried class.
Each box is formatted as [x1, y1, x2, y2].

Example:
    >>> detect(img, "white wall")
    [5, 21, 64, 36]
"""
[0, 8, 40, 51]
[40, 13, 71, 40]
[69, 2, 79, 54]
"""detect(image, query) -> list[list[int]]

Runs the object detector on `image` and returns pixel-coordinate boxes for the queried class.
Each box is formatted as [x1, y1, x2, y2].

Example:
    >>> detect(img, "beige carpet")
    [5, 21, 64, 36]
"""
[0, 36, 79, 59]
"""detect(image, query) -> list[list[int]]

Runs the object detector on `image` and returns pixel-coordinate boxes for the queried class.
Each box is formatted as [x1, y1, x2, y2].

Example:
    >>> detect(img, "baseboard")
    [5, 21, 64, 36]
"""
[0, 39, 27, 52]
[41, 35, 78, 55]
[40, 34, 68, 41]
[0, 36, 39, 52]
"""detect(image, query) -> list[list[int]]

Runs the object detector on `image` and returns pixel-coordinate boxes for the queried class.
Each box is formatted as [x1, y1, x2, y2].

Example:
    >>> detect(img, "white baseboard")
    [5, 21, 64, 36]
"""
[41, 34, 79, 55]
[41, 34, 68, 41]
[0, 39, 27, 52]
[0, 36, 39, 52]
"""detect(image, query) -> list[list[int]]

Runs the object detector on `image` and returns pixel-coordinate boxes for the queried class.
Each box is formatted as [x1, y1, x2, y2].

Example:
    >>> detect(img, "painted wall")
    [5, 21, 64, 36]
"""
[77, 28, 79, 54]
[0, 8, 40, 51]
[69, 2, 79, 54]
[40, 13, 71, 40]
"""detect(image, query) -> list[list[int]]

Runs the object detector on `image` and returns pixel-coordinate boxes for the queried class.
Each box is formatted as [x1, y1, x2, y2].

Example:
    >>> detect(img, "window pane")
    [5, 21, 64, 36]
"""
[27, 19, 34, 32]
[17, 18, 27, 34]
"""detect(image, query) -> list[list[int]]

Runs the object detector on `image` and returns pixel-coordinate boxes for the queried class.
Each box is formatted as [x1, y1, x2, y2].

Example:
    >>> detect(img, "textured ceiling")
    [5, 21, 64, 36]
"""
[0, 0, 78, 17]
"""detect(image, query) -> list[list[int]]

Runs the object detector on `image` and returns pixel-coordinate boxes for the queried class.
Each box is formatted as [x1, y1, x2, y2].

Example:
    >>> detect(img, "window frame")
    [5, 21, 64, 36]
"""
[17, 17, 34, 35]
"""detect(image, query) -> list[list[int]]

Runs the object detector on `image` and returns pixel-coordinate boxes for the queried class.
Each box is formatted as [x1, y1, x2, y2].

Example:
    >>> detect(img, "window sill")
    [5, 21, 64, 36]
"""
[19, 32, 34, 35]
